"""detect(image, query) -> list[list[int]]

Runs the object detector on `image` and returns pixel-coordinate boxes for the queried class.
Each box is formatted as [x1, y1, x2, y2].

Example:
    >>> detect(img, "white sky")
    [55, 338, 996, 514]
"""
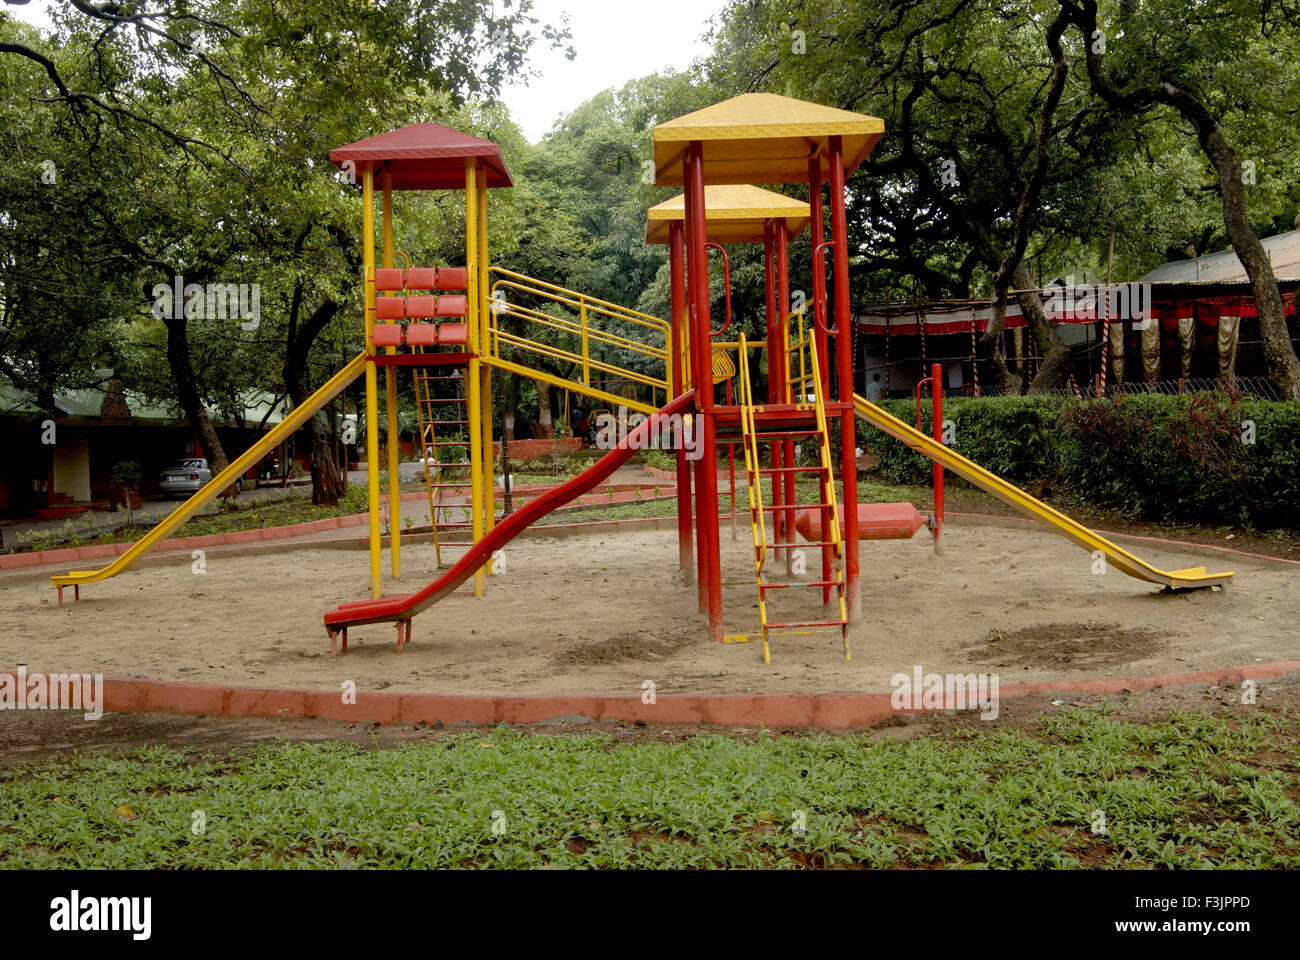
[7, 0, 724, 142]
[501, 0, 723, 140]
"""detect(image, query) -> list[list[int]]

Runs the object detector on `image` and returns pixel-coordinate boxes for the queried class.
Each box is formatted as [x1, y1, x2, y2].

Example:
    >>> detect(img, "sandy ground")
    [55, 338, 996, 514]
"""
[0, 521, 1295, 697]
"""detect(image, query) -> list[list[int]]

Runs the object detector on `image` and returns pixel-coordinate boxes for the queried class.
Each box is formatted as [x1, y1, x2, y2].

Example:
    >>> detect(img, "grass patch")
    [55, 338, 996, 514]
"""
[2, 708, 1296, 869]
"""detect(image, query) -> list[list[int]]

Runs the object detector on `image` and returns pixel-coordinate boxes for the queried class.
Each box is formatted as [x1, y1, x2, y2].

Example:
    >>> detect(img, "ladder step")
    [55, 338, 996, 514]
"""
[757, 466, 828, 475]
[751, 430, 819, 440]
[759, 579, 842, 591]
[759, 503, 831, 512]
[765, 540, 839, 549]
[765, 619, 848, 630]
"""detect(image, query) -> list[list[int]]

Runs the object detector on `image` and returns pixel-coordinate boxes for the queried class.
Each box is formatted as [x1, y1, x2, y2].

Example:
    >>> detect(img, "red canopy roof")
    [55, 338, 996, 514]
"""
[329, 123, 513, 190]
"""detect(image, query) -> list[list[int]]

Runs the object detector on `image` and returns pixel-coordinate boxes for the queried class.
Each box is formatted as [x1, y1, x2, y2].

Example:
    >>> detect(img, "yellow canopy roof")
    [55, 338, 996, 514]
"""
[653, 93, 884, 187]
[644, 184, 810, 244]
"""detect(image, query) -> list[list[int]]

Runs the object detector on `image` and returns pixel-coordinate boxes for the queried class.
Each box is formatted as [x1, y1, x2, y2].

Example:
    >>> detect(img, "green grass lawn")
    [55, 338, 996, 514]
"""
[3, 708, 1296, 868]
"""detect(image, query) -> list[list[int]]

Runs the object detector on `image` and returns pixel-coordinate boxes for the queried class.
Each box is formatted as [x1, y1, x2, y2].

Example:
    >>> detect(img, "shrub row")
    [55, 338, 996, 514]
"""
[857, 393, 1300, 529]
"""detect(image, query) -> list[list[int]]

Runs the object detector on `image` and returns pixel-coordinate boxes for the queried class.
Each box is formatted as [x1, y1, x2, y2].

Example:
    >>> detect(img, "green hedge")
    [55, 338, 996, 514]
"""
[858, 394, 1300, 529]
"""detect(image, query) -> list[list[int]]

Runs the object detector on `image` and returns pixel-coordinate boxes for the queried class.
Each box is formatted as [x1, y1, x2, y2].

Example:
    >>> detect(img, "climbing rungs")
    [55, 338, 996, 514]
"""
[759, 503, 831, 512]
[764, 540, 839, 550]
[759, 579, 842, 591]
[757, 465, 828, 474]
[749, 430, 819, 440]
[765, 619, 849, 630]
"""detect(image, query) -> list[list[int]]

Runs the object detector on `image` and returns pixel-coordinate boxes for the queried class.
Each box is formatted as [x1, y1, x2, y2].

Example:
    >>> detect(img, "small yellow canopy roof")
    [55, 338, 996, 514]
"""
[645, 184, 810, 245]
[653, 92, 884, 187]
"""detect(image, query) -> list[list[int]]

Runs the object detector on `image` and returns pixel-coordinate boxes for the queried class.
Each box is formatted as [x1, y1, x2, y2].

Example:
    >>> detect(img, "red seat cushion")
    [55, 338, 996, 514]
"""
[374, 296, 405, 321]
[437, 295, 468, 317]
[404, 295, 439, 318]
[405, 268, 438, 290]
[437, 267, 468, 290]
[371, 323, 403, 347]
[438, 323, 468, 346]
[374, 268, 405, 292]
[405, 323, 438, 346]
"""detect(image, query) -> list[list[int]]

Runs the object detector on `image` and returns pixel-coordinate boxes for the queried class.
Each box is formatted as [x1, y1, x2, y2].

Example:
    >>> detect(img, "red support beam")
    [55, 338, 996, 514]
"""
[668, 219, 694, 583]
[775, 223, 797, 577]
[828, 135, 861, 621]
[684, 142, 723, 640]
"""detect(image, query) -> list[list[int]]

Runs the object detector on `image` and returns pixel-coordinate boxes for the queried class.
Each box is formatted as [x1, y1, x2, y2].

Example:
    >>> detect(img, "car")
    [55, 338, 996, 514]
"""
[159, 457, 233, 497]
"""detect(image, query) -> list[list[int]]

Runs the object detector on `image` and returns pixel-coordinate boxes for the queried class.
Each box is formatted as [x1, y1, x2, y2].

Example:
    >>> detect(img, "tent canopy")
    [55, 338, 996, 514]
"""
[644, 184, 810, 244]
[1139, 228, 1300, 284]
[330, 123, 512, 190]
[652, 93, 883, 187]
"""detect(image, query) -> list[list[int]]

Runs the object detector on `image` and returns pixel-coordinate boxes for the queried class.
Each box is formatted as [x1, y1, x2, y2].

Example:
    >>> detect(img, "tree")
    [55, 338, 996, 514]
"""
[1064, 0, 1300, 399]
[1, 0, 572, 503]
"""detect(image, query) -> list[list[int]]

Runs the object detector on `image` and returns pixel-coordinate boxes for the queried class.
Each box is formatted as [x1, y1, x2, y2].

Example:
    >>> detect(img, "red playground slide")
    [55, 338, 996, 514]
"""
[324, 391, 695, 651]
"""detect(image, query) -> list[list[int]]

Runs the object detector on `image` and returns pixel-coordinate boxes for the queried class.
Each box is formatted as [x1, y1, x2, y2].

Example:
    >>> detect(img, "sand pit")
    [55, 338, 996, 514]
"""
[0, 521, 1295, 697]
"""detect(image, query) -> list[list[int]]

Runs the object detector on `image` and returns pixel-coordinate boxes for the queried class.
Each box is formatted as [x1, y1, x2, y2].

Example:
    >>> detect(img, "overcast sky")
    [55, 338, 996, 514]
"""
[7, 0, 724, 142]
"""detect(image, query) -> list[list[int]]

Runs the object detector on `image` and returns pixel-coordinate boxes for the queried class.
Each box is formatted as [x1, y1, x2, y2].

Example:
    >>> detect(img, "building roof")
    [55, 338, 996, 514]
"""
[0, 378, 288, 427]
[1138, 228, 1300, 283]
[330, 123, 513, 190]
[644, 184, 811, 244]
[652, 93, 884, 187]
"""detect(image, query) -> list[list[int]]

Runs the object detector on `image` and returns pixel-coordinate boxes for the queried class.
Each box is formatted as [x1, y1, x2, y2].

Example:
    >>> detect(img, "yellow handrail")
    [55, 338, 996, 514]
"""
[808, 334, 850, 660]
[737, 332, 767, 572]
[487, 267, 671, 407]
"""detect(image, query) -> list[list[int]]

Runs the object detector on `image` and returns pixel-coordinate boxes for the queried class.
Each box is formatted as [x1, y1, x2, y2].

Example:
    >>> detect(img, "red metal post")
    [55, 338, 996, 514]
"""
[775, 222, 797, 577]
[808, 158, 830, 393]
[828, 136, 860, 620]
[930, 361, 944, 550]
[808, 159, 834, 600]
[668, 219, 693, 582]
[763, 222, 784, 560]
[685, 142, 723, 641]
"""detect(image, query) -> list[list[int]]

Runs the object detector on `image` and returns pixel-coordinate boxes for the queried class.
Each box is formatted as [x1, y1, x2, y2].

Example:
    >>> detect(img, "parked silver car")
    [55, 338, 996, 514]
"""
[158, 458, 215, 497]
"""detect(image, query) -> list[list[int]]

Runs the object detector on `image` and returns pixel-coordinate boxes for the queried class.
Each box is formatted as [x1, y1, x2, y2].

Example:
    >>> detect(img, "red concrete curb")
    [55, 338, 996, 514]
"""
[4, 660, 1295, 729]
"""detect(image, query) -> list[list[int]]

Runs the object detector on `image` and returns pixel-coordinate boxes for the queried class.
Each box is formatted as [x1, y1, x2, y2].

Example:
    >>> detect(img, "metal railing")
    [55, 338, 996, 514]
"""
[486, 267, 671, 406]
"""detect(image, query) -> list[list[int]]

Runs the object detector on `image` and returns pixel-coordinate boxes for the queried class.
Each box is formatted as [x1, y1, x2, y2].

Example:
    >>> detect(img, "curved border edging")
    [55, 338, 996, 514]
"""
[4, 661, 1296, 730]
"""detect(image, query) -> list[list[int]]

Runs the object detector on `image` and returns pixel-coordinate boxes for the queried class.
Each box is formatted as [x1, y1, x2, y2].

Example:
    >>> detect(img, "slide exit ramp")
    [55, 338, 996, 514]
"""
[51, 352, 369, 599]
[853, 394, 1233, 591]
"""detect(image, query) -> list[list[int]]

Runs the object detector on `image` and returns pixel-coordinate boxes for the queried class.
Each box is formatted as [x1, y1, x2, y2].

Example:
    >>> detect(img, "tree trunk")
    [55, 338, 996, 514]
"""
[1014, 264, 1072, 393]
[163, 313, 234, 497]
[1198, 126, 1300, 399]
[979, 286, 1019, 394]
[283, 294, 345, 506]
[534, 378, 553, 438]
[502, 373, 519, 443]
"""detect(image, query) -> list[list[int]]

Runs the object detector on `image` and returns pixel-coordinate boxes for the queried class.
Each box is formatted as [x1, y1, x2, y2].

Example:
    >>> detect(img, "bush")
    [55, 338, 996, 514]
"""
[858, 393, 1300, 529]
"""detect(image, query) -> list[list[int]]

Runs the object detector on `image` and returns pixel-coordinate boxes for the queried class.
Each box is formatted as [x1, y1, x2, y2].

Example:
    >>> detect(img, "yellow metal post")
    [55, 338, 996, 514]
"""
[464, 160, 485, 597]
[476, 166, 496, 574]
[362, 166, 382, 599]
[382, 172, 401, 579]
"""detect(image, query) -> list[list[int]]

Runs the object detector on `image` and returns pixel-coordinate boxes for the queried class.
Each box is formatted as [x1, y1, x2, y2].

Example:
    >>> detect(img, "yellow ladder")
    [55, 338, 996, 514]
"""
[413, 366, 471, 568]
[738, 333, 850, 664]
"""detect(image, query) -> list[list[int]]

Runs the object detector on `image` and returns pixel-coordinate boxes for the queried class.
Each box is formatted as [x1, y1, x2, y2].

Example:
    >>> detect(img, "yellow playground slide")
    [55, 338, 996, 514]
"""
[852, 394, 1234, 591]
[51, 352, 369, 599]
